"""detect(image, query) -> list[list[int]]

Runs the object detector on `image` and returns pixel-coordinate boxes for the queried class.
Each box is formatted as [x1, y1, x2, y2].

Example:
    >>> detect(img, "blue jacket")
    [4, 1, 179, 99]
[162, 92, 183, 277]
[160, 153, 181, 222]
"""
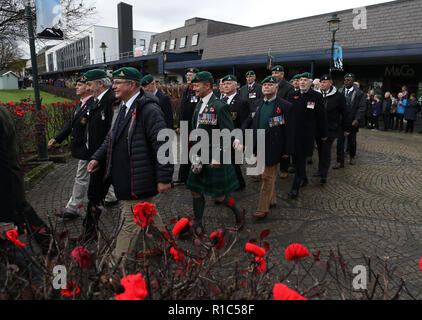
[396, 98, 407, 114]
[372, 101, 382, 116]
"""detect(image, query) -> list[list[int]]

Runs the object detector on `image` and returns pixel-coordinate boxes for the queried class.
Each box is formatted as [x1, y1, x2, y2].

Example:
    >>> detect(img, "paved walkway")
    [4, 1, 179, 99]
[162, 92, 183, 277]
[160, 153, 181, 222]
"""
[26, 129, 422, 297]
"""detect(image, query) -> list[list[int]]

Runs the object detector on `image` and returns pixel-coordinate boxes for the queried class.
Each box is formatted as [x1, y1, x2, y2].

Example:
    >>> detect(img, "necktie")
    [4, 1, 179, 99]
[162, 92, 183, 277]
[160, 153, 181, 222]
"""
[222, 96, 229, 103]
[115, 104, 127, 133]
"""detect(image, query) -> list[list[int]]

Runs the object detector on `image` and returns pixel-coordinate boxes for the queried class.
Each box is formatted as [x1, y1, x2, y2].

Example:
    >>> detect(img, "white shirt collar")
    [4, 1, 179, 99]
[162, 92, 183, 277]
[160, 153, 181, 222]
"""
[97, 88, 109, 102]
[123, 91, 141, 115]
[199, 91, 214, 113]
[153, 89, 158, 96]
[346, 86, 354, 93]
[248, 82, 255, 88]
[226, 92, 237, 104]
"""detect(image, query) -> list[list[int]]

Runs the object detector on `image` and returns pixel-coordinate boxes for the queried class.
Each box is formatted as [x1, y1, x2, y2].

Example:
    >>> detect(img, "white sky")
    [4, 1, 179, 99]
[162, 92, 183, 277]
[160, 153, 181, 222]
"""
[94, 0, 395, 32]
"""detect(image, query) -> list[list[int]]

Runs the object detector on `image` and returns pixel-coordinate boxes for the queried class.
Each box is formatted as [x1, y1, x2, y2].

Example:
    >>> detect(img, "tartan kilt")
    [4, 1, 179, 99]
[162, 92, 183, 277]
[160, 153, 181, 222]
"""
[186, 164, 240, 197]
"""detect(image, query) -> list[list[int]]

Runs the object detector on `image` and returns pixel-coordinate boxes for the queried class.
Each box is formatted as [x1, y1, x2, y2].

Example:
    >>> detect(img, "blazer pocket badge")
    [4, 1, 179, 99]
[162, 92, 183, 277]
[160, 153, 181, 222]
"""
[307, 102, 315, 109]
[198, 113, 218, 126]
[231, 112, 238, 121]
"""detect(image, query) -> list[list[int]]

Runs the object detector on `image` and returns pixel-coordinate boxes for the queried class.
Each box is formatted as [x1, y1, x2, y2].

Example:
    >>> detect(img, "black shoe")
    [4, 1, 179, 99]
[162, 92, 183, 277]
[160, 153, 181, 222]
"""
[288, 189, 299, 199]
[320, 177, 327, 185]
[104, 200, 119, 207]
[56, 209, 80, 221]
[307, 159, 313, 165]
[173, 180, 186, 186]
[313, 172, 322, 178]
[288, 167, 296, 174]
[299, 179, 308, 188]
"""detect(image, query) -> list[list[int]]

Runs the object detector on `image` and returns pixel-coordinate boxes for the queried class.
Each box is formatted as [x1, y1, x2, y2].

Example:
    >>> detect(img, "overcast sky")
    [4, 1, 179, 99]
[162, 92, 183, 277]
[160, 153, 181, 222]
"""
[93, 0, 394, 32]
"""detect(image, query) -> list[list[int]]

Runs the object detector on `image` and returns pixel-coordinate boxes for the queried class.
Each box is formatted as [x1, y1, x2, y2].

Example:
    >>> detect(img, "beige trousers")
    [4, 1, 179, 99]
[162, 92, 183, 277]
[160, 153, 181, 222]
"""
[257, 165, 278, 213]
[112, 197, 166, 263]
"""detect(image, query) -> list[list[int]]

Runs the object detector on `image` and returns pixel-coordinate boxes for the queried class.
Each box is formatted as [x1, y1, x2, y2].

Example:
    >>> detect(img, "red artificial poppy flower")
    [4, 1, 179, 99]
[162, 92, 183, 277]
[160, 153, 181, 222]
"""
[419, 257, 422, 272]
[273, 283, 307, 300]
[61, 281, 80, 297]
[210, 230, 225, 250]
[29, 107, 36, 111]
[172, 218, 192, 236]
[133, 202, 156, 228]
[249, 257, 266, 274]
[226, 198, 235, 208]
[276, 108, 281, 114]
[6, 230, 25, 248]
[8, 101, 14, 106]
[285, 243, 310, 261]
[72, 246, 91, 269]
[115, 273, 148, 300]
[245, 242, 266, 257]
[170, 247, 185, 263]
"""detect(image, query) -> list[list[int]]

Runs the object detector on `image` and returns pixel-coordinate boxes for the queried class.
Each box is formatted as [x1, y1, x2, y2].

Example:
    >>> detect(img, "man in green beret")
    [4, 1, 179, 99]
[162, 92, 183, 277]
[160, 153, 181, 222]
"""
[221, 74, 250, 190]
[174, 67, 199, 185]
[272, 65, 294, 100]
[49, 75, 97, 221]
[141, 74, 174, 129]
[239, 70, 263, 112]
[239, 75, 295, 218]
[88, 67, 173, 262]
[68, 68, 119, 242]
[287, 72, 328, 199]
[185, 71, 246, 238]
[291, 74, 301, 92]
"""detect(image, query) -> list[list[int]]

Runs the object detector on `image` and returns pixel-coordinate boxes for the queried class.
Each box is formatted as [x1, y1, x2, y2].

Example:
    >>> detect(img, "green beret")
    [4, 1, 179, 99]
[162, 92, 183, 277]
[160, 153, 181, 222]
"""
[191, 71, 213, 83]
[113, 67, 142, 82]
[292, 74, 301, 80]
[76, 74, 87, 83]
[262, 76, 278, 84]
[299, 72, 312, 79]
[344, 73, 356, 79]
[84, 69, 107, 81]
[245, 70, 255, 76]
[185, 67, 199, 75]
[222, 74, 237, 83]
[140, 74, 154, 86]
[272, 65, 284, 72]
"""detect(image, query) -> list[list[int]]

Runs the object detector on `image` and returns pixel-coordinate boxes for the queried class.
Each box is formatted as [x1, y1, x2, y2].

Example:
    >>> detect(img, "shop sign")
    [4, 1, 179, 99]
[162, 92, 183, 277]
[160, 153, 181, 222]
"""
[384, 65, 416, 78]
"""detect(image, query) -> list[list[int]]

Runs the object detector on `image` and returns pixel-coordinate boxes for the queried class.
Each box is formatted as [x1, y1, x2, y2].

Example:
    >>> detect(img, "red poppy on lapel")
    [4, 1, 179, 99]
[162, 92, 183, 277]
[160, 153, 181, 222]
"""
[276, 108, 281, 114]
[294, 96, 299, 100]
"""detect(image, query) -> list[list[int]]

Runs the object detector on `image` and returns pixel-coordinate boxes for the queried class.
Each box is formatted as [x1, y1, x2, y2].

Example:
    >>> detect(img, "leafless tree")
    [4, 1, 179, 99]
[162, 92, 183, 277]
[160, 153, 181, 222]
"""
[0, 0, 96, 43]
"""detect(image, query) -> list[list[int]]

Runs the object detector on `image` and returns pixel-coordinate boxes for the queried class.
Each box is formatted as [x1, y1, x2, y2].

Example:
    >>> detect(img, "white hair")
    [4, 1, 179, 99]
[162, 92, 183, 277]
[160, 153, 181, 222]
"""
[96, 77, 112, 89]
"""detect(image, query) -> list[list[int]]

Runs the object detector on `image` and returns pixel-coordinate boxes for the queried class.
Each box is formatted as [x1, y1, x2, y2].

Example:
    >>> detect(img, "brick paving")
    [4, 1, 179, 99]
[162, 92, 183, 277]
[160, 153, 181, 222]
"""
[26, 128, 422, 298]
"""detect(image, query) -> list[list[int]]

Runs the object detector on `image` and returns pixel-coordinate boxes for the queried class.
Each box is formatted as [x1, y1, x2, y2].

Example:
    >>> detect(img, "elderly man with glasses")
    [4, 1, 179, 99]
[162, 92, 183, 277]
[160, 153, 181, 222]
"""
[88, 67, 173, 264]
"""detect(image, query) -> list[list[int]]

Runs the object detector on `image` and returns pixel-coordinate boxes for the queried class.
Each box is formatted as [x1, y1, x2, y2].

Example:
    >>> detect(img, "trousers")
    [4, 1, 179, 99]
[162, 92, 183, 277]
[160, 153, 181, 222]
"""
[257, 165, 278, 213]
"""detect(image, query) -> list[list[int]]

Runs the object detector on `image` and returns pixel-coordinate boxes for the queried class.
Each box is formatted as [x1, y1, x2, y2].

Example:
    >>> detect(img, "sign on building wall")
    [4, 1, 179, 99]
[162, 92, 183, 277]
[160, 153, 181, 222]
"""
[35, 0, 63, 40]
[333, 44, 344, 71]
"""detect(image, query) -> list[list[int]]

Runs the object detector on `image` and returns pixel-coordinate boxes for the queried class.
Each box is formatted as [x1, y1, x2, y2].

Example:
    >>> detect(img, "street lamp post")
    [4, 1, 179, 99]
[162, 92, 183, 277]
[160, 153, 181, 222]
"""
[328, 13, 341, 77]
[25, 0, 48, 161]
[100, 42, 107, 64]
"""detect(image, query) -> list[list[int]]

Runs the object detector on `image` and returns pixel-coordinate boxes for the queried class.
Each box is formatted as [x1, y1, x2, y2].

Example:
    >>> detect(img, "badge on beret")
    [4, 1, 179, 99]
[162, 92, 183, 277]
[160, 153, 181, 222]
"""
[119, 71, 125, 77]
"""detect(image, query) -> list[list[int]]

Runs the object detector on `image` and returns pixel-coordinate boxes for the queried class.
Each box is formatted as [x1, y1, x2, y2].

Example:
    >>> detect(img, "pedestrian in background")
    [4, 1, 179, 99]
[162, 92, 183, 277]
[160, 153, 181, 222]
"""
[404, 93, 420, 133]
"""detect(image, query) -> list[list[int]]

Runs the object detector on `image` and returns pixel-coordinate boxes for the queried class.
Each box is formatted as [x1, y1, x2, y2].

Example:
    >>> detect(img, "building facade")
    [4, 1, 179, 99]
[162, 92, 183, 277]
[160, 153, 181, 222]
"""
[44, 25, 155, 73]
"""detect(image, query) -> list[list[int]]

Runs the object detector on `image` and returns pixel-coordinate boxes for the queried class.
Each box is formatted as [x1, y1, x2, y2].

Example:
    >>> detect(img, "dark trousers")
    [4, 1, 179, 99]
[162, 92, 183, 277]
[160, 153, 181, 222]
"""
[292, 148, 307, 190]
[390, 113, 397, 130]
[368, 115, 379, 129]
[178, 130, 193, 183]
[337, 130, 357, 163]
[280, 156, 291, 173]
[406, 120, 415, 133]
[84, 165, 111, 237]
[383, 113, 390, 131]
[395, 114, 404, 131]
[316, 136, 336, 178]
[232, 148, 245, 189]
